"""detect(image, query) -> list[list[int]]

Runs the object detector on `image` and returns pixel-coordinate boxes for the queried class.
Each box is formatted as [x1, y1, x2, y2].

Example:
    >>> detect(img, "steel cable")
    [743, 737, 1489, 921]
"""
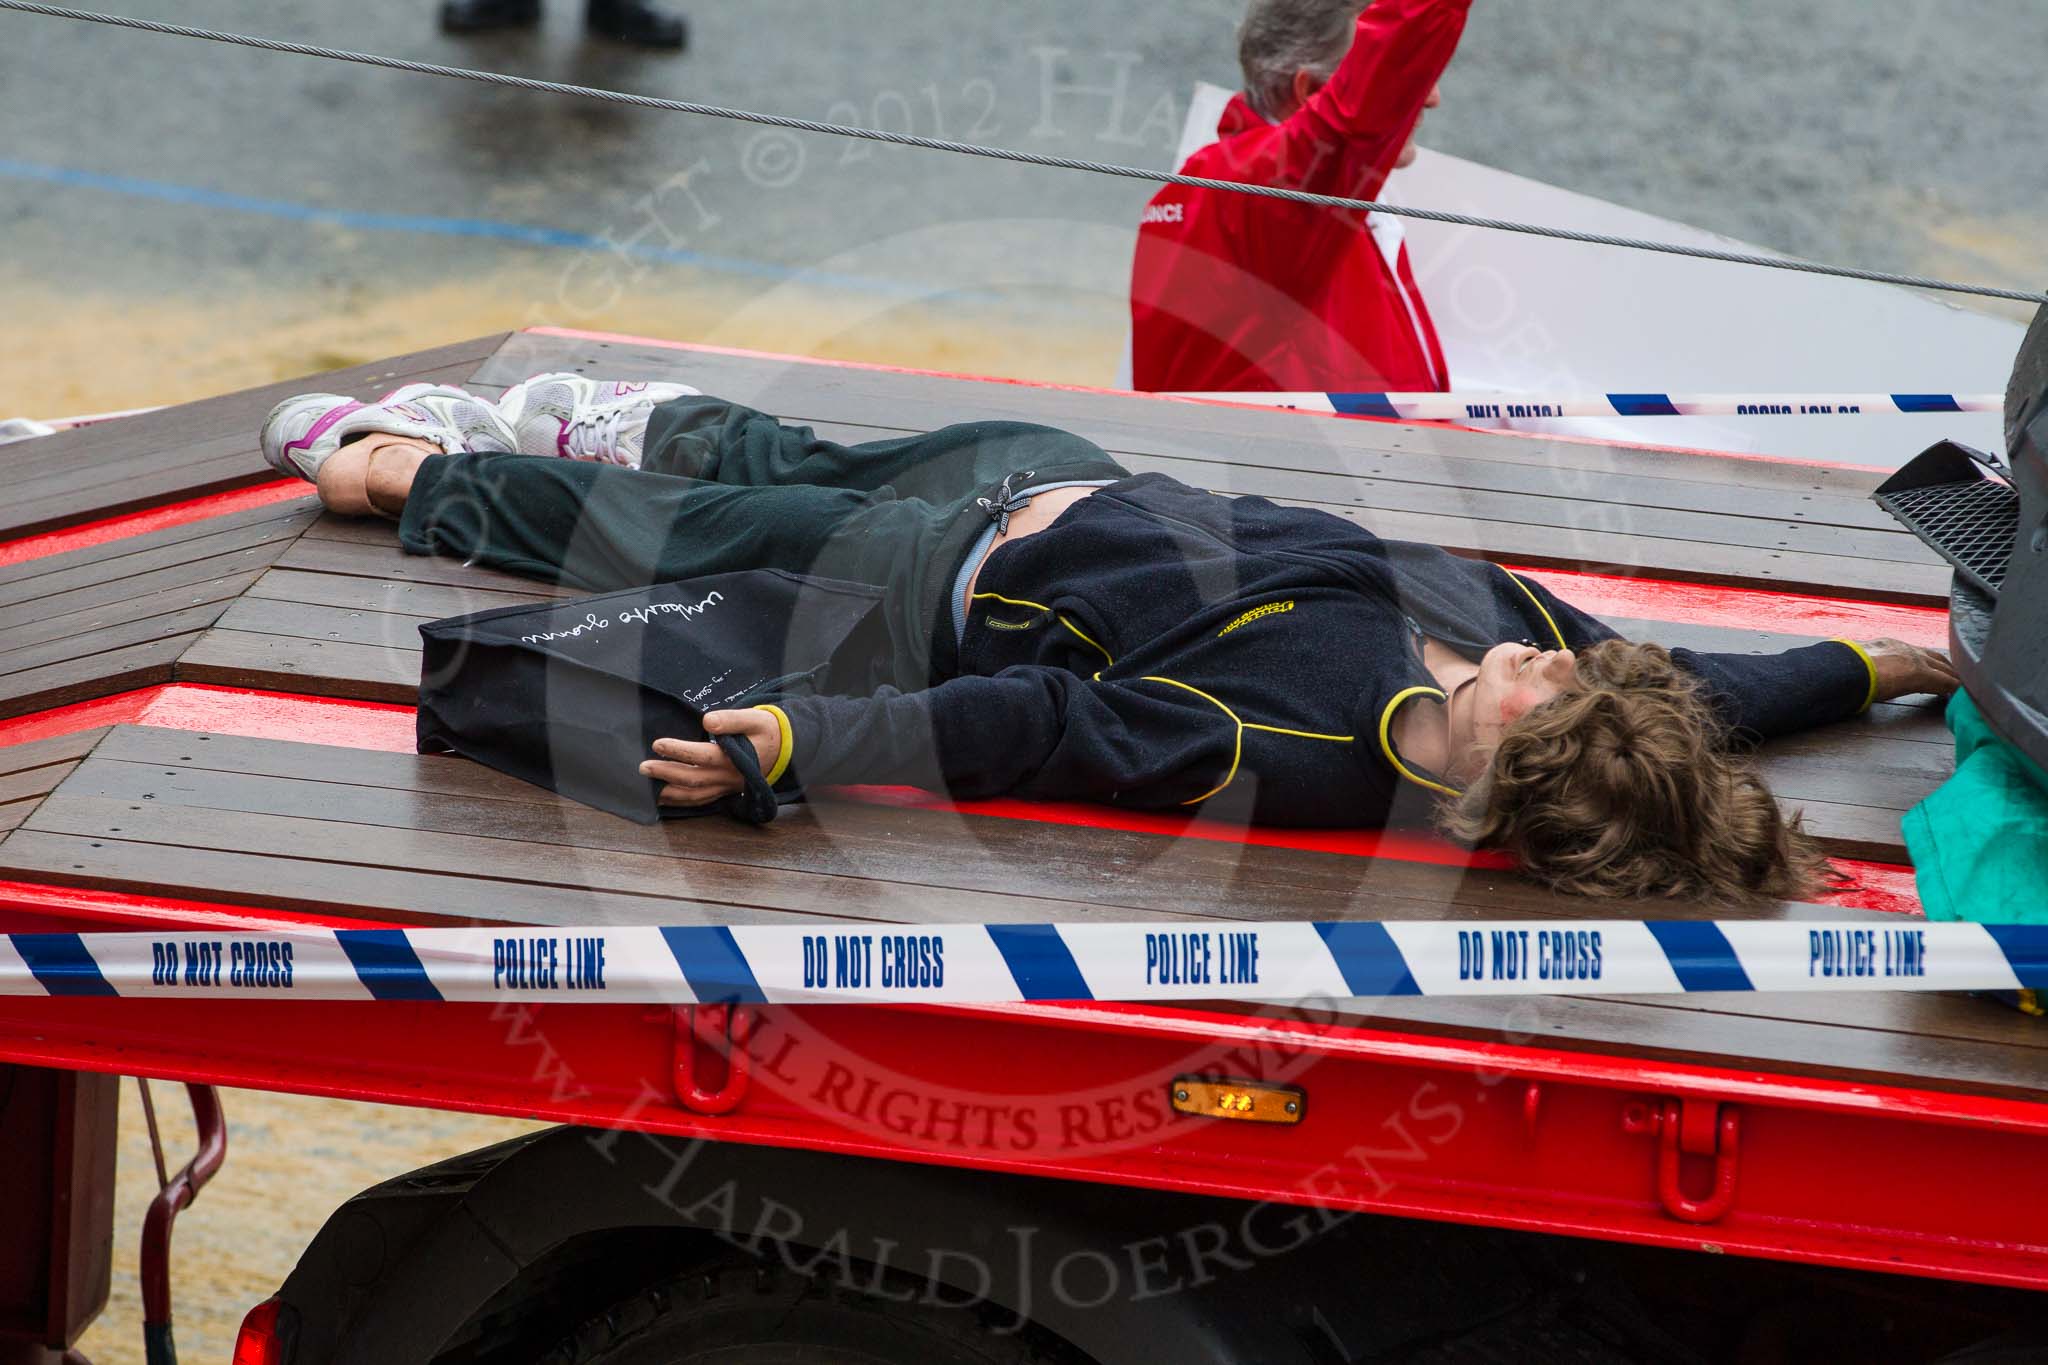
[3, 0, 2044, 307]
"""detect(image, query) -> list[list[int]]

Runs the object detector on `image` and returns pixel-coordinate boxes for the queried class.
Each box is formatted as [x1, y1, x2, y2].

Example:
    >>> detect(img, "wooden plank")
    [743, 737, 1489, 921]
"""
[1764, 710, 1953, 758]
[1768, 798, 1905, 862]
[98, 725, 608, 804]
[272, 535, 576, 597]
[0, 571, 265, 657]
[244, 566, 550, 619]
[1604, 978, 2048, 1052]
[0, 601, 235, 682]
[0, 728, 110, 778]
[5, 446, 275, 516]
[0, 636, 193, 721]
[295, 515, 422, 546]
[0, 729, 104, 836]
[1, 335, 509, 539]
[474, 332, 1893, 498]
[0, 829, 803, 928]
[789, 414, 1938, 591]
[0, 557, 277, 643]
[466, 345, 1939, 596]
[247, 551, 1954, 759]
[1256, 894, 2048, 1059]
[797, 409, 1909, 539]
[1113, 450, 1929, 565]
[211, 598, 433, 651]
[35, 722, 2020, 1096]
[0, 762, 78, 806]
[56, 738, 1569, 919]
[4, 371, 502, 491]
[288, 450, 1945, 603]
[174, 629, 417, 703]
[62, 755, 1589, 921]
[1298, 500, 1946, 603]
[0, 511, 317, 617]
[0, 495, 318, 589]
[1752, 750, 1945, 813]
[13, 797, 1219, 928]
[1322, 994, 2048, 1102]
[81, 728, 1864, 921]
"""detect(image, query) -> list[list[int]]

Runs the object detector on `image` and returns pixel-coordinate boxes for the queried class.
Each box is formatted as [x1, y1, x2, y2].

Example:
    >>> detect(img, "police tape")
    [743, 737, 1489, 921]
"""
[3, 921, 2044, 1005]
[1171, 391, 2002, 421]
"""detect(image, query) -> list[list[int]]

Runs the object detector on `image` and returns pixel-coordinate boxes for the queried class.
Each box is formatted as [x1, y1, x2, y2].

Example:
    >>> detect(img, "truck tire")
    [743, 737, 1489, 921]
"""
[538, 1255, 1080, 1365]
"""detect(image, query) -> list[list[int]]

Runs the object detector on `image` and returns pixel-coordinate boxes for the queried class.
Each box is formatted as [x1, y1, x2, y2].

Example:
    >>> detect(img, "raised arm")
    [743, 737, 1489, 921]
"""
[1246, 0, 1472, 200]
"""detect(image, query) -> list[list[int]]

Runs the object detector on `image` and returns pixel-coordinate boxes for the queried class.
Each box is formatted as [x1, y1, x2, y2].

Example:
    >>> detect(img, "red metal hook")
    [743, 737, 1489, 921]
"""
[1655, 1098, 1740, 1224]
[673, 1005, 753, 1116]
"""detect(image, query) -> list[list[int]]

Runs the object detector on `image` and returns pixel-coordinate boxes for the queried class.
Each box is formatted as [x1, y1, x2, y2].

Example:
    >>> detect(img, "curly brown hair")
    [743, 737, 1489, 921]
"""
[1439, 640, 1832, 903]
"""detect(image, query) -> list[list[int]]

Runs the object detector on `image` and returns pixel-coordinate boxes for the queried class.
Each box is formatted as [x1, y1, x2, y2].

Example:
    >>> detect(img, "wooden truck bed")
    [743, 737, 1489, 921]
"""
[2, 327, 2039, 1107]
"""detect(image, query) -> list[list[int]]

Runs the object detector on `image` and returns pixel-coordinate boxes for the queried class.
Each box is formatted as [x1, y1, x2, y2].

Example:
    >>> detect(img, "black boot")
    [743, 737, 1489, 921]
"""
[586, 0, 688, 48]
[440, 0, 542, 33]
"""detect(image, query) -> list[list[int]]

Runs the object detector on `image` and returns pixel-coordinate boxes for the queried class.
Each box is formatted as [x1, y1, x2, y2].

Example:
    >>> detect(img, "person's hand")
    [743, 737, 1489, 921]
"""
[1862, 638, 1960, 702]
[640, 709, 783, 807]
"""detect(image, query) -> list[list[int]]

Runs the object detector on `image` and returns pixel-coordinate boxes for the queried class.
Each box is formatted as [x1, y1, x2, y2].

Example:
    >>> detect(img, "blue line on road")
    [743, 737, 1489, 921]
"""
[0, 156, 942, 299]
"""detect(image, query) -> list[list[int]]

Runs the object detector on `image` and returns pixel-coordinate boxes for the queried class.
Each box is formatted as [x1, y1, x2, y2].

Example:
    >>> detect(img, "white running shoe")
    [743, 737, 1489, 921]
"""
[259, 383, 518, 483]
[495, 372, 700, 468]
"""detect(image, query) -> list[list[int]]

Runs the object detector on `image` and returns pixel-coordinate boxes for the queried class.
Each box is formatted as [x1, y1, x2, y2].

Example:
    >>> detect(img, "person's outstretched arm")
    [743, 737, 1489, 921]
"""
[1239, 0, 1472, 201]
[643, 669, 1246, 810]
[1672, 638, 1958, 741]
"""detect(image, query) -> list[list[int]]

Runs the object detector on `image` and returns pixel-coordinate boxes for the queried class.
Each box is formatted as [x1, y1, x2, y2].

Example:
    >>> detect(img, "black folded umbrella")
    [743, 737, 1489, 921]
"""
[416, 570, 888, 824]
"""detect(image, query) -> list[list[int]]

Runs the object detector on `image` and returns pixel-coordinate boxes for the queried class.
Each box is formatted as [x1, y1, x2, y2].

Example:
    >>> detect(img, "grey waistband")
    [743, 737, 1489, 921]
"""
[951, 480, 1116, 643]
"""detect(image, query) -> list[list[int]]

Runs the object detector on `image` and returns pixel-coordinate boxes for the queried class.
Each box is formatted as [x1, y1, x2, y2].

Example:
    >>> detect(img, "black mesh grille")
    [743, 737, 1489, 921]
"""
[1875, 477, 2019, 598]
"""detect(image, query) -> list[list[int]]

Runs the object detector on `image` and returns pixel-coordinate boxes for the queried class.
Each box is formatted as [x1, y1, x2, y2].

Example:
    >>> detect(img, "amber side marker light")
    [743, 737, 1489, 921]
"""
[1171, 1077, 1305, 1125]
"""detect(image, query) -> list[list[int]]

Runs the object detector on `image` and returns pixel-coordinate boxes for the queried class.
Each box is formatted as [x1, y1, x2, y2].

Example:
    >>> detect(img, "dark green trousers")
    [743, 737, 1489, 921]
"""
[398, 396, 1129, 687]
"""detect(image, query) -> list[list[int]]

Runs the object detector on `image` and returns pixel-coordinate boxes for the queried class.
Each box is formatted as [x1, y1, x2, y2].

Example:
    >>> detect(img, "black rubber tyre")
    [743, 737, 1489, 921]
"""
[537, 1256, 1080, 1365]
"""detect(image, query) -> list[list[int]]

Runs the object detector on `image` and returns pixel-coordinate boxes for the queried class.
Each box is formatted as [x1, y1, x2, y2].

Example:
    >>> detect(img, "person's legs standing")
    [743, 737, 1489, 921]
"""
[438, 0, 686, 48]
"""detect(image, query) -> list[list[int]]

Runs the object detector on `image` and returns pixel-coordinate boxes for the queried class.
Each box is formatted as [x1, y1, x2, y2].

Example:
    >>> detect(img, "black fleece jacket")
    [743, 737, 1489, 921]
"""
[773, 473, 1875, 827]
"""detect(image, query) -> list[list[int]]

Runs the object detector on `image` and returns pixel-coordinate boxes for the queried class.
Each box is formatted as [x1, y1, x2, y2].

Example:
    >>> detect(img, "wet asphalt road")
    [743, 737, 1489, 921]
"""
[1, 0, 2044, 412]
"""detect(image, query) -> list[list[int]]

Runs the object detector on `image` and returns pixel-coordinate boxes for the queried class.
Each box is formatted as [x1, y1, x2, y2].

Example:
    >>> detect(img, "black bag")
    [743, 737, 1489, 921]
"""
[416, 571, 890, 825]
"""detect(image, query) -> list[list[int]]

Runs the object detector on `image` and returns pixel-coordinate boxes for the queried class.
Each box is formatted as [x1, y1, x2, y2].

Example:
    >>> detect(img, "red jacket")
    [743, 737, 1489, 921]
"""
[1129, 0, 1469, 393]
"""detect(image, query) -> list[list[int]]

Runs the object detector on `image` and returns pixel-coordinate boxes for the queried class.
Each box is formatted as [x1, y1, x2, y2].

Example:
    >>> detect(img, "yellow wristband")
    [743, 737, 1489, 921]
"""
[752, 704, 794, 786]
[1827, 638, 1880, 713]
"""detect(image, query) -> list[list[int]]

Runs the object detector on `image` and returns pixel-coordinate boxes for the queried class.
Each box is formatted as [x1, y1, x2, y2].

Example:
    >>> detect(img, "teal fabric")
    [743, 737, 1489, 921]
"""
[1903, 691, 2048, 923]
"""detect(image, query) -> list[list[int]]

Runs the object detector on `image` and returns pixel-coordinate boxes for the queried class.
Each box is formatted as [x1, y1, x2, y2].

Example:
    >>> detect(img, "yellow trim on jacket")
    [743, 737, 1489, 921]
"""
[1503, 569, 1568, 650]
[752, 704, 795, 785]
[1137, 676, 1243, 805]
[1377, 685, 1463, 798]
[1827, 638, 1880, 713]
[1243, 723, 1355, 743]
[972, 591, 1053, 612]
[973, 598, 1363, 808]
[1127, 679, 1360, 807]
[970, 591, 1114, 669]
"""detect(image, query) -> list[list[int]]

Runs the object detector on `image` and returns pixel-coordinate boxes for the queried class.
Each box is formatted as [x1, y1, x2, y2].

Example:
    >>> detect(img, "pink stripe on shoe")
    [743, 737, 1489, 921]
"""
[284, 400, 365, 454]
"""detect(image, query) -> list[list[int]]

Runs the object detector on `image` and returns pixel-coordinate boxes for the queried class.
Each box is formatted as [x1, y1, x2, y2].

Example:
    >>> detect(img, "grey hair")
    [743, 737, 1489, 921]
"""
[1237, 0, 1366, 121]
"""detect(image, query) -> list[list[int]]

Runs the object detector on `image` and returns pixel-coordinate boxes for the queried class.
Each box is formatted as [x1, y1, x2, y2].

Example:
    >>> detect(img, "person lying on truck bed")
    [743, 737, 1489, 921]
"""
[261, 375, 1958, 902]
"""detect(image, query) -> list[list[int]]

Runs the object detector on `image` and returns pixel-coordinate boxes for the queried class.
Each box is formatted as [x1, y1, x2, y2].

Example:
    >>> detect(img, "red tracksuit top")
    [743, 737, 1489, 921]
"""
[1129, 0, 1470, 394]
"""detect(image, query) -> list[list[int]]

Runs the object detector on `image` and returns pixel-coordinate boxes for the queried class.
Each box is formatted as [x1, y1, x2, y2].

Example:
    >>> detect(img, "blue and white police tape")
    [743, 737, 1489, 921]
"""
[3, 921, 2044, 1005]
[1170, 391, 2003, 421]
